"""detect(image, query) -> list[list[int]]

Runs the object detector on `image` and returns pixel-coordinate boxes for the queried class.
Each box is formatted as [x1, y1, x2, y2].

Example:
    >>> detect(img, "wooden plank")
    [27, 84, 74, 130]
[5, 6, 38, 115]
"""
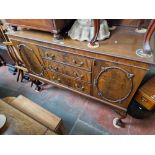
[0, 99, 55, 135]
[2, 96, 16, 104]
[7, 95, 63, 133]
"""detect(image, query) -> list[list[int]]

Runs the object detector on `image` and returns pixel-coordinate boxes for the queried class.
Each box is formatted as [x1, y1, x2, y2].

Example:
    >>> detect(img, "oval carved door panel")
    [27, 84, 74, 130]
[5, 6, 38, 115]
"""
[94, 65, 134, 103]
[11, 40, 47, 77]
[18, 44, 43, 75]
[91, 58, 147, 107]
[93, 58, 149, 109]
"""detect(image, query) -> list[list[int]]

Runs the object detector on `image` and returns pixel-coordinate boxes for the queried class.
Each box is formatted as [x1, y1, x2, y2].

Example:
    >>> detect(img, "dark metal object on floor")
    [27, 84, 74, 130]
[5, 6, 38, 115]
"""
[127, 101, 154, 119]
[7, 64, 17, 75]
[23, 73, 29, 81]
[31, 79, 43, 92]
[0, 55, 5, 66]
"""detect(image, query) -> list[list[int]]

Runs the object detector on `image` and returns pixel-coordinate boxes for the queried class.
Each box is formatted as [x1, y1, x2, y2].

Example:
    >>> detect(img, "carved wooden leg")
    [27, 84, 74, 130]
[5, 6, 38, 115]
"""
[136, 20, 155, 58]
[34, 80, 42, 92]
[113, 109, 127, 128]
[135, 20, 147, 34]
[20, 70, 24, 82]
[17, 69, 20, 82]
[16, 69, 24, 82]
[31, 79, 43, 92]
[88, 19, 100, 48]
[137, 20, 145, 30]
[53, 32, 64, 43]
[31, 80, 34, 87]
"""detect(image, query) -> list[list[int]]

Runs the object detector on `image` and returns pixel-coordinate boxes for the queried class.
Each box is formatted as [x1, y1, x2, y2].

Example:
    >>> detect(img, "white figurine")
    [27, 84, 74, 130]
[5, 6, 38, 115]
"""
[68, 19, 110, 42]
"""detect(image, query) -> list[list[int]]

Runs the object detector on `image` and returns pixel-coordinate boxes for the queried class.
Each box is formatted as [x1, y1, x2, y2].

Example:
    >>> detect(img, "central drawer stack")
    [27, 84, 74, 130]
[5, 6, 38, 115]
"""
[38, 46, 93, 95]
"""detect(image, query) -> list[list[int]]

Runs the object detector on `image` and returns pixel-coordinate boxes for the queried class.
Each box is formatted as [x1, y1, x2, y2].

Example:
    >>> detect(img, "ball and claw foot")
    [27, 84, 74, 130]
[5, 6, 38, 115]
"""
[53, 34, 64, 44]
[113, 118, 125, 128]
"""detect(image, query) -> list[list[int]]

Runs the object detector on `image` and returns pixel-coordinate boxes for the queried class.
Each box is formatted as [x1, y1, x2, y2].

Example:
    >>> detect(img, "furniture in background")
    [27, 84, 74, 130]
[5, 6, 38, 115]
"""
[0, 23, 18, 75]
[135, 76, 155, 111]
[106, 19, 151, 31]
[0, 95, 63, 135]
[2, 19, 155, 128]
[3, 19, 74, 40]
[0, 23, 15, 68]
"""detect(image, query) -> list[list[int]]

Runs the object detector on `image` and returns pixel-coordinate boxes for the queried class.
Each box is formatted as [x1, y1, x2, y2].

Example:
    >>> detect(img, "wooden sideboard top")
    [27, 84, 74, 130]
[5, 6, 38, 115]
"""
[6, 26, 155, 65]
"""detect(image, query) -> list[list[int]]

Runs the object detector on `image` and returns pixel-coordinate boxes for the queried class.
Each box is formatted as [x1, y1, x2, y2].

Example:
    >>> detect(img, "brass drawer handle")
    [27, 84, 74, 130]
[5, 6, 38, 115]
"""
[52, 76, 61, 83]
[54, 67, 58, 71]
[74, 83, 84, 91]
[57, 78, 61, 82]
[141, 96, 148, 103]
[72, 59, 84, 67]
[49, 66, 58, 72]
[74, 72, 84, 79]
[52, 76, 56, 80]
[46, 53, 55, 60]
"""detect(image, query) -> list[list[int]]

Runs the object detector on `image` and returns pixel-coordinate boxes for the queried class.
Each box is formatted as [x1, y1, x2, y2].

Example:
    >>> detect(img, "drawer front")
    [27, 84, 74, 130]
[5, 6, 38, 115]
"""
[43, 59, 91, 83]
[38, 46, 92, 71]
[47, 70, 91, 94]
[135, 90, 155, 110]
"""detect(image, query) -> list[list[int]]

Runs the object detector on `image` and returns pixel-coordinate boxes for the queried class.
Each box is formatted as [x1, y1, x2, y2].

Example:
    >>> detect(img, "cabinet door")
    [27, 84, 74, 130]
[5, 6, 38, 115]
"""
[11, 40, 49, 78]
[93, 60, 148, 108]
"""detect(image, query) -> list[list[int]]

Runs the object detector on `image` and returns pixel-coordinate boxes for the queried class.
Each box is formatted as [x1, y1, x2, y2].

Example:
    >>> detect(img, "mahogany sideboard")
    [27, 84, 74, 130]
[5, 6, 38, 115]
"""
[5, 25, 155, 127]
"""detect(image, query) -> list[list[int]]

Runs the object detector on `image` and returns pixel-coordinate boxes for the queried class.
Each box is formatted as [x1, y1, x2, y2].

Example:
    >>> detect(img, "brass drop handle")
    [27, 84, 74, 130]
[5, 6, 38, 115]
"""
[49, 66, 58, 71]
[74, 83, 84, 91]
[54, 67, 58, 71]
[52, 76, 61, 82]
[73, 59, 76, 63]
[72, 59, 84, 67]
[46, 53, 55, 60]
[52, 76, 56, 80]
[74, 72, 84, 79]
[141, 96, 148, 103]
[51, 54, 55, 59]
[57, 78, 61, 82]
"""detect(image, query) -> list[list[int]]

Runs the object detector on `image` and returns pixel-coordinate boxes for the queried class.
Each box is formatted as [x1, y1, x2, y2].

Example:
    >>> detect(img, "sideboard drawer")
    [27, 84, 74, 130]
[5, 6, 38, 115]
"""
[39, 47, 92, 71]
[47, 70, 91, 94]
[43, 59, 91, 83]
